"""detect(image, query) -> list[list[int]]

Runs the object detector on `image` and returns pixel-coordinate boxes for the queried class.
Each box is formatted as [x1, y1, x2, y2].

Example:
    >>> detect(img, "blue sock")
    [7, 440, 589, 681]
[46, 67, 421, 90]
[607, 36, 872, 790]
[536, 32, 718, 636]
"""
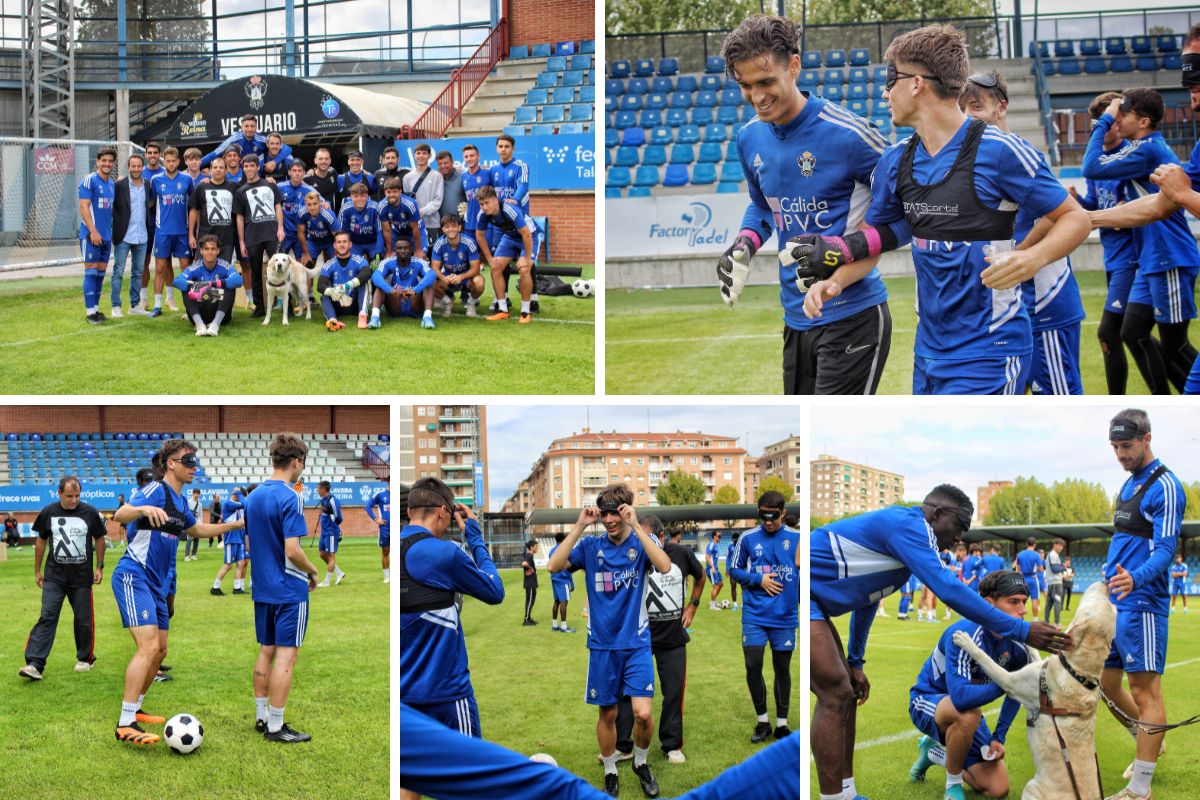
[899, 595, 911, 615]
[83, 270, 104, 311]
[321, 295, 337, 320]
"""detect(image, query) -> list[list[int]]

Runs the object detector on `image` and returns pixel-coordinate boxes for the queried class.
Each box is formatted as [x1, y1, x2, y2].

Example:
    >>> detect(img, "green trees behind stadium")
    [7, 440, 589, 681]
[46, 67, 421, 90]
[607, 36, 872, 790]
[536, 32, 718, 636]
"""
[655, 471, 708, 506]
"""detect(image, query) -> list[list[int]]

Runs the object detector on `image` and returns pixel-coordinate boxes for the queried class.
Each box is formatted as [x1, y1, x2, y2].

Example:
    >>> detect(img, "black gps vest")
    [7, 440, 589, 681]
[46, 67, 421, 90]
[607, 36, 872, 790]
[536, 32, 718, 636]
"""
[896, 118, 1018, 242]
[398, 531, 456, 613]
[1112, 465, 1169, 539]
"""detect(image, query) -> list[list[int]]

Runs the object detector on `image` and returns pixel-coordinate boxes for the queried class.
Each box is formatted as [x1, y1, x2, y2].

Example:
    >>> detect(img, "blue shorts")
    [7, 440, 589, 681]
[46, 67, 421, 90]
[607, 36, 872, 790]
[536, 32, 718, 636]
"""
[493, 229, 543, 263]
[378, 525, 390, 549]
[742, 622, 797, 651]
[80, 238, 112, 264]
[552, 582, 572, 603]
[406, 695, 481, 739]
[153, 232, 191, 260]
[1104, 610, 1168, 674]
[350, 242, 379, 260]
[1105, 265, 1137, 314]
[1029, 325, 1083, 395]
[280, 235, 305, 259]
[1023, 576, 1040, 600]
[168, 567, 176, 597]
[1171, 580, 1186, 596]
[1129, 267, 1199, 324]
[586, 647, 654, 706]
[909, 691, 992, 770]
[306, 241, 334, 262]
[707, 567, 723, 585]
[319, 532, 341, 553]
[112, 564, 169, 630]
[224, 542, 246, 564]
[809, 598, 828, 622]
[913, 354, 1030, 395]
[254, 600, 309, 648]
[903, 576, 923, 594]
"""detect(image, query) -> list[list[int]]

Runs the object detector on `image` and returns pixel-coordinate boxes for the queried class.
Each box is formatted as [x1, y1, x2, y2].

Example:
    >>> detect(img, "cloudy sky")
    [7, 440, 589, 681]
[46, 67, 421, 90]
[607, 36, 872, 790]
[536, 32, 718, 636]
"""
[485, 405, 801, 510]
[811, 402, 1200, 502]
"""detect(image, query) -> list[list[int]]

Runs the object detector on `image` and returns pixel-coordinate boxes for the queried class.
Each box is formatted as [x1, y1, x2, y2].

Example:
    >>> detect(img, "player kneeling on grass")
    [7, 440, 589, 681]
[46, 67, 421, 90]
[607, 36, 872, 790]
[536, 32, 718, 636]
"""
[431, 213, 484, 318]
[908, 571, 1031, 800]
[474, 185, 537, 324]
[317, 231, 373, 331]
[315, 481, 346, 586]
[296, 190, 336, 268]
[172, 234, 243, 337]
[369, 237, 437, 330]
[111, 439, 246, 746]
[546, 483, 673, 799]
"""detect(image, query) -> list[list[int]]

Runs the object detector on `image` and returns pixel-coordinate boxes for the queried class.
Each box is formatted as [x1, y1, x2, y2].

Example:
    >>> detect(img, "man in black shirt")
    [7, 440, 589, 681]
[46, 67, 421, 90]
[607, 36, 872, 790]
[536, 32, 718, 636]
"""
[234, 154, 284, 317]
[304, 147, 339, 212]
[208, 492, 223, 546]
[521, 539, 539, 625]
[4, 511, 20, 548]
[615, 515, 706, 764]
[189, 156, 238, 263]
[20, 476, 108, 680]
[373, 146, 408, 202]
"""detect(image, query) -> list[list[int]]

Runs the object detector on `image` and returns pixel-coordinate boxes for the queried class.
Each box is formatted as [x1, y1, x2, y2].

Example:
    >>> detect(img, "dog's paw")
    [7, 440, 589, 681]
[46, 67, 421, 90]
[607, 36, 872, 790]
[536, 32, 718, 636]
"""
[951, 631, 973, 651]
[261, 318, 270, 326]
[282, 318, 289, 325]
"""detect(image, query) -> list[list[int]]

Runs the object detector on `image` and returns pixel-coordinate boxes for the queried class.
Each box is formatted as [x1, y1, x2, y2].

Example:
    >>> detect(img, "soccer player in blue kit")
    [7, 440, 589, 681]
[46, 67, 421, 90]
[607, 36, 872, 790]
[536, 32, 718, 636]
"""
[809, 485, 1069, 800]
[78, 146, 116, 324]
[790, 24, 1090, 395]
[491, 133, 540, 312]
[713, 15, 892, 395]
[377, 177, 426, 259]
[172, 234, 244, 337]
[244, 433, 322, 743]
[907, 571, 1031, 800]
[110, 439, 245, 746]
[296, 191, 337, 267]
[149, 146, 195, 317]
[338, 182, 383, 262]
[547, 532, 577, 633]
[1014, 537, 1044, 619]
[367, 485, 390, 583]
[547, 484, 672, 799]
[727, 491, 799, 744]
[277, 159, 317, 261]
[430, 213, 485, 317]
[1170, 553, 1188, 614]
[1099, 410, 1186, 800]
[705, 531, 725, 610]
[199, 114, 291, 168]
[315, 480, 345, 587]
[210, 486, 248, 595]
[369, 237, 436, 329]
[336, 150, 376, 205]
[475, 185, 539, 323]
[316, 231, 373, 332]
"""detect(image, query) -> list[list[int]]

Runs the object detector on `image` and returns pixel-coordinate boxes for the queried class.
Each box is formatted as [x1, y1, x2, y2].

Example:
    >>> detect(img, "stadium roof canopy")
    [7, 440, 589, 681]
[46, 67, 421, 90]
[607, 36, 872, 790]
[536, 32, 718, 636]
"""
[527, 503, 802, 526]
[965, 522, 1200, 543]
[163, 73, 427, 148]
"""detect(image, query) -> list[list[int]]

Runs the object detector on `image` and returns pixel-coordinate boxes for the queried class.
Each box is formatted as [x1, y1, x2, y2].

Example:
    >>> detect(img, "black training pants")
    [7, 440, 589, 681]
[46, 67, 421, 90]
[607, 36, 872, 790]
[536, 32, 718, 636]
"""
[24, 577, 95, 670]
[246, 240, 279, 310]
[616, 644, 688, 754]
[523, 586, 537, 622]
[783, 303, 892, 395]
[182, 288, 237, 326]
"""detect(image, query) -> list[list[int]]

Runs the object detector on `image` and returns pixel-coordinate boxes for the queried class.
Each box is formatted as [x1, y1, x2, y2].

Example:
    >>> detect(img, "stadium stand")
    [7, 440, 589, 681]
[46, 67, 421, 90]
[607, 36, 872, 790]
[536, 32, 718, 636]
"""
[467, 39, 596, 138]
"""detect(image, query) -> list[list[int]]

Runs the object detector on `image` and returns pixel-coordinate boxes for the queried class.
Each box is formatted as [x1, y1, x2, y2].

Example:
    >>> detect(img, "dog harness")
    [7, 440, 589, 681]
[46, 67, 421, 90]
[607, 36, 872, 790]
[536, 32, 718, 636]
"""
[1026, 654, 1103, 800]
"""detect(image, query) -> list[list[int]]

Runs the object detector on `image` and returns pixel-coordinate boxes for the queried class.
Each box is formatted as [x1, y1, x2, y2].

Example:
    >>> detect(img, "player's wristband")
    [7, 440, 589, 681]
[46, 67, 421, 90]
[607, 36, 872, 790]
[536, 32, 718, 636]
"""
[97, 563, 104, 569]
[838, 225, 898, 263]
[690, 599, 700, 608]
[847, 658, 865, 669]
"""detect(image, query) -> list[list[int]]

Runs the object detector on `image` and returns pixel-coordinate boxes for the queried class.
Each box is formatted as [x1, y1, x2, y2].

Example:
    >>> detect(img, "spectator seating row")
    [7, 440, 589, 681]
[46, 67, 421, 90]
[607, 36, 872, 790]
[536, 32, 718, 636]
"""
[509, 40, 595, 59]
[608, 48, 875, 79]
[1030, 35, 1184, 76]
[507, 57, 596, 135]
[608, 65, 891, 98]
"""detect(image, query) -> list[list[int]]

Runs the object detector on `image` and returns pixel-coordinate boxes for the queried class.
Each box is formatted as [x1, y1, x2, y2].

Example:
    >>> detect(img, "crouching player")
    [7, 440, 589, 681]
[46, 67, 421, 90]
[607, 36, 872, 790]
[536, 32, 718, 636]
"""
[369, 237, 436, 330]
[431, 213, 484, 318]
[296, 191, 337, 267]
[111, 439, 246, 745]
[475, 185, 539, 323]
[173, 234, 243, 337]
[908, 571, 1030, 800]
[317, 231, 373, 331]
[378, 177, 425, 260]
[337, 182, 383, 262]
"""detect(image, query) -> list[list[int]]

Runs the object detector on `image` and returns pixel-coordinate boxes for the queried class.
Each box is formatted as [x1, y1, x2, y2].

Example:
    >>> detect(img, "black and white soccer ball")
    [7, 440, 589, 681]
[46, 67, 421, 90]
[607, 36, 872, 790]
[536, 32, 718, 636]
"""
[164, 713, 205, 754]
[720, 599, 731, 610]
[571, 279, 594, 298]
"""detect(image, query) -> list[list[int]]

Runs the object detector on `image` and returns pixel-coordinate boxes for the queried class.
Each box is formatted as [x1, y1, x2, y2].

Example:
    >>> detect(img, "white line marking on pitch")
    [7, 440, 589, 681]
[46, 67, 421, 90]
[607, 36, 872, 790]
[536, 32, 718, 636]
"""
[0, 321, 136, 348]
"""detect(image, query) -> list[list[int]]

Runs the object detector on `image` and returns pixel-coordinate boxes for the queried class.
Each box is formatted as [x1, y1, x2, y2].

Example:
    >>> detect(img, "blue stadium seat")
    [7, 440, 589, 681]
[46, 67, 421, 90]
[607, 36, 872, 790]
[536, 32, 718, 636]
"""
[502, 125, 525, 137]
[691, 163, 717, 185]
[872, 98, 889, 116]
[633, 165, 659, 187]
[558, 122, 584, 133]
[741, 104, 757, 121]
[799, 69, 820, 90]
[823, 69, 845, 86]
[1054, 40, 1075, 57]
[1136, 53, 1160, 71]
[703, 123, 726, 143]
[554, 41, 575, 55]
[895, 125, 915, 139]
[605, 128, 618, 147]
[634, 59, 655, 77]
[1084, 55, 1106, 74]
[848, 67, 869, 85]
[620, 127, 646, 146]
[580, 85, 595, 103]
[651, 76, 673, 93]
[626, 77, 649, 95]
[822, 84, 844, 102]
[609, 60, 631, 78]
[1109, 55, 1133, 72]
[669, 144, 694, 164]
[542, 105, 566, 123]
[1040, 59, 1056, 76]
[551, 86, 574, 104]
[695, 90, 718, 107]
[872, 65, 888, 84]
[613, 110, 637, 129]
[619, 94, 643, 112]
[510, 45, 529, 59]
[848, 83, 868, 101]
[649, 126, 673, 145]
[581, 39, 595, 54]
[872, 117, 891, 136]
[605, 96, 616, 113]
[1164, 52, 1182, 69]
[562, 70, 584, 87]
[658, 57, 679, 76]
[606, 167, 631, 188]
[547, 55, 567, 71]
[697, 142, 722, 163]
[720, 161, 745, 183]
[716, 105, 740, 124]
[1157, 35, 1180, 53]
[848, 99, 868, 116]
[690, 106, 713, 126]
[514, 106, 537, 124]
[714, 181, 738, 193]
[641, 144, 666, 166]
[825, 49, 846, 67]
[570, 54, 592, 71]
[725, 140, 738, 160]
[848, 48, 870, 66]
[802, 51, 822, 69]
[1057, 57, 1081, 75]
[1105, 37, 1127, 55]
[570, 104, 593, 122]
[870, 82, 885, 99]
[604, 186, 622, 198]
[526, 88, 548, 105]
[676, 124, 701, 144]
[644, 92, 668, 110]
[700, 74, 722, 92]
[627, 186, 651, 198]
[1079, 38, 1101, 56]
[675, 75, 698, 93]
[705, 55, 725, 74]
[639, 108, 662, 127]
[719, 87, 741, 106]
[662, 163, 689, 187]
[666, 108, 688, 126]
[536, 71, 557, 88]
[669, 91, 692, 108]
[1130, 36, 1152, 54]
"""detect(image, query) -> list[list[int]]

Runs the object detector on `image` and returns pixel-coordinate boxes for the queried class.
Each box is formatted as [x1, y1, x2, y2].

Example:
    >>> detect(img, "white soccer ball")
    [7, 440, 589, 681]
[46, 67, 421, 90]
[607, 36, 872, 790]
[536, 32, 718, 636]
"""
[721, 599, 731, 609]
[571, 278, 593, 298]
[529, 752, 558, 767]
[164, 713, 204, 755]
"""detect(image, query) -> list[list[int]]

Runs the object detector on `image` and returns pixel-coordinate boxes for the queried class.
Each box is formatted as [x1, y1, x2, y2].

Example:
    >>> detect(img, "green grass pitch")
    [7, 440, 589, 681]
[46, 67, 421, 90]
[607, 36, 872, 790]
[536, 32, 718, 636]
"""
[447, 567, 800, 798]
[3, 537, 388, 800]
[605, 270, 1157, 395]
[809, 590, 1200, 798]
[0, 266, 594, 394]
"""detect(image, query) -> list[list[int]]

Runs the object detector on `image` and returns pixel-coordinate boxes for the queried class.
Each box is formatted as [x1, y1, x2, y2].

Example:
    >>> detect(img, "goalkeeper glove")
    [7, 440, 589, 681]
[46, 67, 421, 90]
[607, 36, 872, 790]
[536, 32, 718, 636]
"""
[342, 279, 360, 294]
[716, 233, 759, 307]
[780, 234, 852, 291]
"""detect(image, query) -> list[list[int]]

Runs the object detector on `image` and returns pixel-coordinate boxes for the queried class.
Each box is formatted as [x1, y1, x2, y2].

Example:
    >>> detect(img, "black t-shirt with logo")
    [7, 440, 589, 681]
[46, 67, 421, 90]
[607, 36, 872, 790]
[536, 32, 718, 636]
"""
[522, 548, 538, 589]
[233, 178, 283, 246]
[190, 178, 238, 251]
[304, 169, 339, 212]
[645, 541, 705, 651]
[33, 501, 107, 586]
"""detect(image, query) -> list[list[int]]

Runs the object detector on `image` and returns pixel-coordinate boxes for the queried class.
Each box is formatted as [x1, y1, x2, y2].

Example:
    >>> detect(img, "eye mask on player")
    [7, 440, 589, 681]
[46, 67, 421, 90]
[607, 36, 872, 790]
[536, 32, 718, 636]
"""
[987, 571, 1030, 599]
[597, 502, 621, 516]
[178, 453, 201, 469]
[758, 509, 782, 522]
[1182, 53, 1200, 88]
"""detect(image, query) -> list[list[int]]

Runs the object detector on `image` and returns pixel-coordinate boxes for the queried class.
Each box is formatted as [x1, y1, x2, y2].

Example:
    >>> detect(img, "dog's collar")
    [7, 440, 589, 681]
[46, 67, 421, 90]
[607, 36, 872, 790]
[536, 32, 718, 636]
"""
[1058, 653, 1099, 691]
[267, 276, 290, 288]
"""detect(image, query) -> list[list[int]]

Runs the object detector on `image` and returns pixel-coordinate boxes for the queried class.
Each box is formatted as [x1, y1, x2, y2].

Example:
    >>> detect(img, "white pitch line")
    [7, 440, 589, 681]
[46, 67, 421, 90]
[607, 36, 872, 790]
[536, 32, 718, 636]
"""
[0, 320, 136, 348]
[613, 333, 778, 345]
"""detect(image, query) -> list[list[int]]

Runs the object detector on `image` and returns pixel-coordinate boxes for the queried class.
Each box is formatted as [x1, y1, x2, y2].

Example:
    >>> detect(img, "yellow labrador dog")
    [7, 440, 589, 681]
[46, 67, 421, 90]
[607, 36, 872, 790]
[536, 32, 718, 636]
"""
[263, 252, 322, 325]
[953, 581, 1116, 800]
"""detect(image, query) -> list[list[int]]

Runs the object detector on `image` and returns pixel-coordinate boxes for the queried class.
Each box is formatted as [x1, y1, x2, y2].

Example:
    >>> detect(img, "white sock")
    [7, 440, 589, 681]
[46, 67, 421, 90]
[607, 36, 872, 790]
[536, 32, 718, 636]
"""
[325, 570, 334, 581]
[140, 287, 148, 305]
[383, 569, 389, 579]
[213, 579, 221, 589]
[929, 744, 947, 767]
[153, 293, 162, 309]
[531, 292, 539, 301]
[119, 700, 139, 726]
[335, 566, 345, 577]
[499, 299, 509, 312]
[1129, 759, 1156, 796]
[946, 771, 963, 788]
[842, 777, 857, 797]
[820, 795, 842, 800]
[255, 696, 268, 722]
[551, 620, 559, 629]
[87, 305, 98, 315]
[422, 309, 432, 319]
[520, 300, 531, 314]
[600, 752, 619, 775]
[776, 717, 788, 728]
[268, 704, 284, 734]
[467, 296, 477, 306]
[234, 579, 243, 590]
[633, 745, 649, 767]
[137, 693, 145, 707]
[757, 712, 768, 723]
[371, 307, 380, 318]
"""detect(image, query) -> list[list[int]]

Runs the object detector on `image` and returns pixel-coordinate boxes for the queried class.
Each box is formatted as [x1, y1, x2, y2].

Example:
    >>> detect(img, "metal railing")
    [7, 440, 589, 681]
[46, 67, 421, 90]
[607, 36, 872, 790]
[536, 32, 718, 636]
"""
[398, 19, 507, 140]
[1029, 48, 1060, 166]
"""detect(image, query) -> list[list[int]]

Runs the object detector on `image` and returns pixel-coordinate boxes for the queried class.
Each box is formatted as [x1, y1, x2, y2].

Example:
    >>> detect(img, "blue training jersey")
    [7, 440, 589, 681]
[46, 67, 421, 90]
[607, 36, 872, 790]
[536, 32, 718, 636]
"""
[738, 95, 889, 330]
[119, 480, 196, 597]
[431, 235, 479, 276]
[78, 171, 116, 241]
[399, 519, 504, 704]
[912, 619, 1028, 745]
[377, 194, 423, 241]
[1103, 458, 1186, 616]
[1014, 148, 1085, 332]
[961, 554, 984, 587]
[1015, 549, 1043, 578]
[373, 256, 435, 294]
[1171, 563, 1188, 583]
[727, 525, 800, 628]
[982, 553, 1007, 575]
[338, 201, 382, 245]
[866, 119, 1067, 359]
[490, 158, 530, 214]
[1073, 168, 1137, 271]
[705, 541, 721, 571]
[462, 166, 492, 232]
[319, 494, 342, 536]
[548, 544, 576, 588]
[278, 180, 315, 235]
[567, 531, 654, 650]
[174, 259, 243, 292]
[337, 170, 376, 198]
[320, 254, 370, 285]
[297, 208, 337, 247]
[245, 479, 309, 604]
[199, 132, 287, 168]
[476, 203, 528, 241]
[368, 489, 390, 527]
[1082, 117, 1200, 272]
[1188, 355, 1200, 395]
[150, 172, 194, 236]
[221, 497, 245, 545]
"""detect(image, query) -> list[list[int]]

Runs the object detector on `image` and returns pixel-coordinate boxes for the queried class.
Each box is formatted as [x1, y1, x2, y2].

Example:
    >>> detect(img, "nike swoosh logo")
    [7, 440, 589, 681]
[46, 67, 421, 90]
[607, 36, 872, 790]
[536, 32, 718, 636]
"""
[845, 343, 873, 354]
